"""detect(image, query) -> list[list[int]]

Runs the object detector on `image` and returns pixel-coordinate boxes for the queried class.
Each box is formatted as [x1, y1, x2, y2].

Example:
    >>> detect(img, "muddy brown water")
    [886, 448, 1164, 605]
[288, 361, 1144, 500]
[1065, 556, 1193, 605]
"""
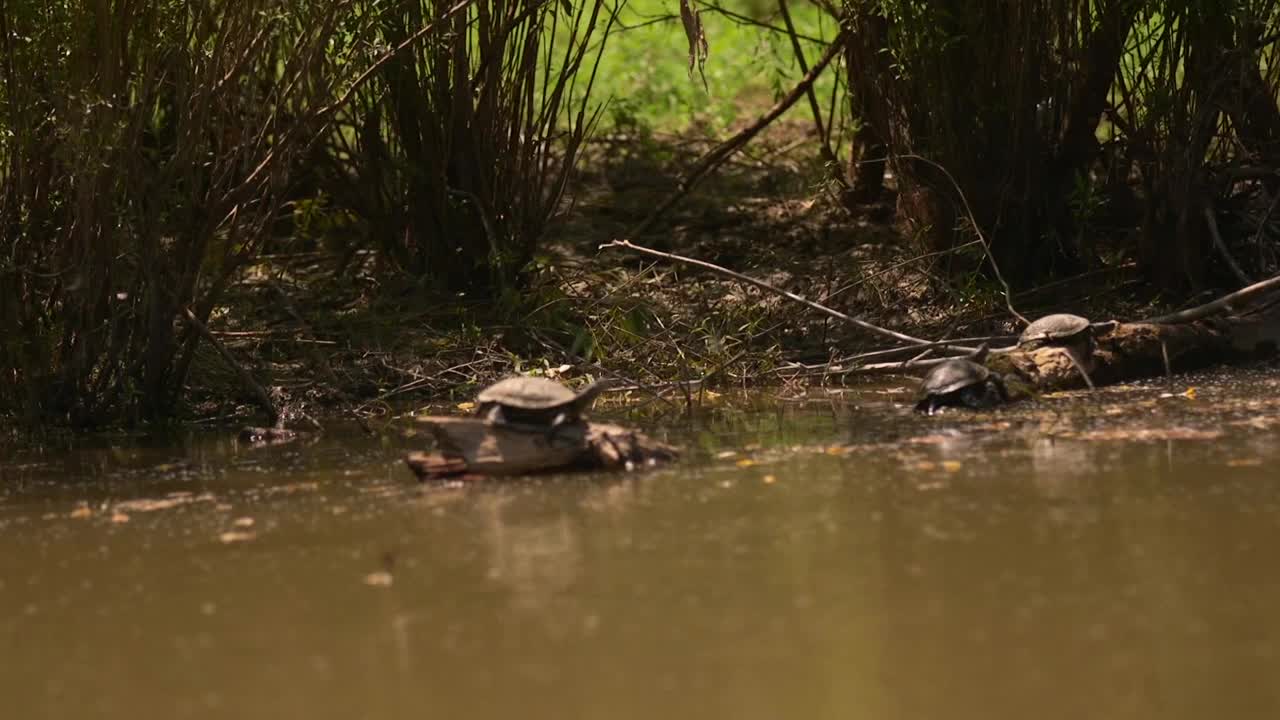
[5, 367, 1280, 719]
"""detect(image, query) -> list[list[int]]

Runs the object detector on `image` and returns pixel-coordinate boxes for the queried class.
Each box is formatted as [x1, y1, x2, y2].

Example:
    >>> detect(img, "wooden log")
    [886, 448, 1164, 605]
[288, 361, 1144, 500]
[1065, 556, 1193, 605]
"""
[405, 416, 679, 481]
[989, 312, 1280, 392]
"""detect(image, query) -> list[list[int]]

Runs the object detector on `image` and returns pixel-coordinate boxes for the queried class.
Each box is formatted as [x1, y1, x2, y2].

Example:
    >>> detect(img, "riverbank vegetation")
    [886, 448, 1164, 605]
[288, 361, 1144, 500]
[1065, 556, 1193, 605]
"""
[3, 0, 1279, 427]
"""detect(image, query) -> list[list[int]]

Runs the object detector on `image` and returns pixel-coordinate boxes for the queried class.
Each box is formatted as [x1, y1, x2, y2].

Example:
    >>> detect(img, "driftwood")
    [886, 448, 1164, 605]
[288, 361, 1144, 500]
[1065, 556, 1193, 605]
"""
[990, 312, 1280, 392]
[405, 416, 679, 481]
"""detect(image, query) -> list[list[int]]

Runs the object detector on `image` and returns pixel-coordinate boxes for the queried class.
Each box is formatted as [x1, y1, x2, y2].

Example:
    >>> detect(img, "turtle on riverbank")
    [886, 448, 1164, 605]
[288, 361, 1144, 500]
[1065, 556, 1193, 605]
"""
[914, 347, 1009, 415]
[1018, 313, 1097, 389]
[475, 376, 613, 427]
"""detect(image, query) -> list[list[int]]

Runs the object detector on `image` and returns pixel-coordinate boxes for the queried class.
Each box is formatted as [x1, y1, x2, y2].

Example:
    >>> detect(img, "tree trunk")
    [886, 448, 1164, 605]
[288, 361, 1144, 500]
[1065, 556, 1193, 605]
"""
[841, 9, 888, 207]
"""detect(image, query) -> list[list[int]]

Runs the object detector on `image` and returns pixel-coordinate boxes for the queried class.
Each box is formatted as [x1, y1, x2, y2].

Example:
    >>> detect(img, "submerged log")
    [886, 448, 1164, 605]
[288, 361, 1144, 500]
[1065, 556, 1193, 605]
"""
[990, 313, 1280, 392]
[405, 416, 679, 481]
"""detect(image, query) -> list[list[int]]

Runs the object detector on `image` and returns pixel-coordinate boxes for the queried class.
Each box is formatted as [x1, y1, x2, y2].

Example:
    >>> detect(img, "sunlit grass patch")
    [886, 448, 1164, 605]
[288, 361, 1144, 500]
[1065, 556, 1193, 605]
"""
[589, 0, 842, 136]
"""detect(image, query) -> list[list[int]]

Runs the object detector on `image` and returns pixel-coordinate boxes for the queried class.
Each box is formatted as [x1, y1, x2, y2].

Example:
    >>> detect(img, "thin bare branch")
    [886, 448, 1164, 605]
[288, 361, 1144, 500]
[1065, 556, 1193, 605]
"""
[599, 238, 978, 352]
[1143, 272, 1280, 324]
[624, 28, 847, 240]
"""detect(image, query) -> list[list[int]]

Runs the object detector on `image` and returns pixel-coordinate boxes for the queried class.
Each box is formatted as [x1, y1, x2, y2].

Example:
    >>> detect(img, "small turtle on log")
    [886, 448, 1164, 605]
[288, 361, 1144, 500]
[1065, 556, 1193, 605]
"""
[1018, 313, 1096, 389]
[915, 346, 1008, 415]
[475, 376, 613, 427]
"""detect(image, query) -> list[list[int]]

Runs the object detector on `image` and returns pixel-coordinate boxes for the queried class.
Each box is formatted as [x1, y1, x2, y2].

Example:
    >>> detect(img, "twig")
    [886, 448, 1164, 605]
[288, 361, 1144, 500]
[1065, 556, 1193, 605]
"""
[267, 278, 349, 397]
[600, 239, 977, 352]
[779, 356, 955, 378]
[182, 308, 278, 425]
[623, 28, 847, 240]
[842, 335, 1018, 363]
[823, 240, 984, 303]
[895, 153, 1027, 325]
[1204, 204, 1252, 287]
[776, 0, 841, 182]
[1142, 271, 1280, 324]
[770, 334, 1016, 377]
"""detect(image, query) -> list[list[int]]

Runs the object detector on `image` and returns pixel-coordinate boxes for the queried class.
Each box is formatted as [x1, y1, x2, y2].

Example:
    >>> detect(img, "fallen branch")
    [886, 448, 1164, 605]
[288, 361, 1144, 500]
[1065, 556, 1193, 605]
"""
[778, 355, 955, 378]
[600, 238, 977, 352]
[1142, 271, 1280, 324]
[182, 308, 278, 425]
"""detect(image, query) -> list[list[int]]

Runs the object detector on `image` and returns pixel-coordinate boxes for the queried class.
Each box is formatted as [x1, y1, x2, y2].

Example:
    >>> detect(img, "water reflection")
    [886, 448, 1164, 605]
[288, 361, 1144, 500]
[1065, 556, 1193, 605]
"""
[479, 493, 583, 613]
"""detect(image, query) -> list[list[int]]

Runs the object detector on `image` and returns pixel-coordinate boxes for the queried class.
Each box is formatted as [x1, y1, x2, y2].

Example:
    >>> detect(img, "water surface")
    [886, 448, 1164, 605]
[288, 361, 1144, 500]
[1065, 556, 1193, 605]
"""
[5, 368, 1280, 719]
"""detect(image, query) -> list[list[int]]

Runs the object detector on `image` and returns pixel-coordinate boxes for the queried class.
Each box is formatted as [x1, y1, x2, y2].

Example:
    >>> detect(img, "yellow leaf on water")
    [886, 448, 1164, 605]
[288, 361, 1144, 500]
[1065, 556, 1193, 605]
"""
[110, 513, 130, 524]
[232, 517, 255, 529]
[363, 571, 394, 587]
[219, 531, 256, 544]
[1227, 458, 1263, 467]
[735, 458, 757, 468]
[456, 401, 476, 411]
[1183, 387, 1198, 399]
[762, 475, 777, 484]
[942, 461, 962, 472]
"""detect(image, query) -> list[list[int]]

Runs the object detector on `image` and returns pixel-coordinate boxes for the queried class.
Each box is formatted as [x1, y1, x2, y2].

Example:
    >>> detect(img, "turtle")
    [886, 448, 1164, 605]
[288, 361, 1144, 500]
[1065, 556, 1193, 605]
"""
[1018, 313, 1096, 389]
[914, 346, 1009, 415]
[475, 376, 613, 428]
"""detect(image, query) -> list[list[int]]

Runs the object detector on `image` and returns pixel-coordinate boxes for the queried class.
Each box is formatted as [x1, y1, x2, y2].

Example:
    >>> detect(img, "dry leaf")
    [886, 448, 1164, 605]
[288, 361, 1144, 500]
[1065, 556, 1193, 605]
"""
[219, 531, 256, 544]
[735, 458, 757, 468]
[69, 505, 92, 519]
[232, 517, 255, 529]
[762, 475, 777, 485]
[942, 461, 962, 472]
[678, 0, 710, 90]
[110, 513, 130, 524]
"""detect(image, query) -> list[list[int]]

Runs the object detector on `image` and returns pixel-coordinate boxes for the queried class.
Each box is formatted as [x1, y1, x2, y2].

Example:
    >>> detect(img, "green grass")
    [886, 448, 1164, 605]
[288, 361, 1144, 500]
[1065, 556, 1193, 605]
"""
[588, 0, 843, 136]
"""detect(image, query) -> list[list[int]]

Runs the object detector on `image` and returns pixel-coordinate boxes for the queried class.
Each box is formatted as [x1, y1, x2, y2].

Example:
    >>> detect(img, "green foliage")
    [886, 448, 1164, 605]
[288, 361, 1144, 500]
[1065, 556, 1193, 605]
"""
[591, 0, 840, 136]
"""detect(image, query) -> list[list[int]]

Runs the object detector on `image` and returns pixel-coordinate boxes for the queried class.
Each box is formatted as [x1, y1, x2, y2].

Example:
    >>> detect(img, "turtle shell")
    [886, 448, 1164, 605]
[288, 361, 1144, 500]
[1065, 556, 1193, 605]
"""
[1019, 313, 1090, 345]
[477, 376, 581, 410]
[920, 358, 990, 397]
